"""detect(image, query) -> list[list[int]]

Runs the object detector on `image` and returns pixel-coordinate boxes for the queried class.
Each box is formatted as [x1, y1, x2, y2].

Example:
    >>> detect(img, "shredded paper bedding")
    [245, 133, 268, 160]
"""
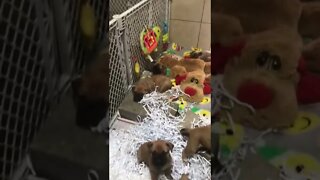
[109, 88, 211, 180]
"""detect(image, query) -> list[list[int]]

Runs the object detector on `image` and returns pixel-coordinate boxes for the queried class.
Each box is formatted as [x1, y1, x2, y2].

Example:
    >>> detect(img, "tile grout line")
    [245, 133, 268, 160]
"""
[197, 0, 206, 48]
[170, 18, 210, 24]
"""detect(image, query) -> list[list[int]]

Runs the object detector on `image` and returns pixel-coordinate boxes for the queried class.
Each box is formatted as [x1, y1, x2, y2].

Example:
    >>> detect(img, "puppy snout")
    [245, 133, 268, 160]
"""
[237, 81, 274, 109]
[184, 87, 197, 96]
[133, 91, 144, 102]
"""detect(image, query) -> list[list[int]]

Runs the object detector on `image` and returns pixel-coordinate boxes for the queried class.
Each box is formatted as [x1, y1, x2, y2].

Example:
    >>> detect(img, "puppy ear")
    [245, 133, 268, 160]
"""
[166, 142, 174, 152]
[147, 142, 153, 149]
[180, 128, 190, 137]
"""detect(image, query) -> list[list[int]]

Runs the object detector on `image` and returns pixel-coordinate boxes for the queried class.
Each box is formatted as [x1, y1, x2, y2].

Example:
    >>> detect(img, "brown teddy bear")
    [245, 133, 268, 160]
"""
[222, 27, 302, 130]
[213, 0, 302, 33]
[212, 12, 244, 46]
[211, 0, 320, 129]
[303, 37, 320, 73]
[299, 2, 320, 39]
[177, 70, 206, 103]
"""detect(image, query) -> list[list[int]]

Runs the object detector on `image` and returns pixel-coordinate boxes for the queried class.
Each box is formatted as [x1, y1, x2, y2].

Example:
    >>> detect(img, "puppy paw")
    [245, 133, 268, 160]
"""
[182, 151, 189, 163]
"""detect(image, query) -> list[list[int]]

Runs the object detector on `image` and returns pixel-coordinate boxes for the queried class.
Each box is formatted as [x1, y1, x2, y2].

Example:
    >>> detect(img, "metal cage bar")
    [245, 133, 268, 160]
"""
[0, 0, 58, 179]
[108, 0, 170, 125]
[51, 0, 108, 94]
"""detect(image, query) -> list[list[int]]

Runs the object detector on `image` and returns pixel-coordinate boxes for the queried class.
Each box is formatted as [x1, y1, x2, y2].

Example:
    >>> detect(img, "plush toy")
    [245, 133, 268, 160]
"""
[222, 27, 302, 130]
[299, 2, 320, 39]
[303, 37, 320, 73]
[175, 70, 211, 103]
[212, 0, 320, 129]
[212, 13, 246, 75]
[213, 0, 302, 34]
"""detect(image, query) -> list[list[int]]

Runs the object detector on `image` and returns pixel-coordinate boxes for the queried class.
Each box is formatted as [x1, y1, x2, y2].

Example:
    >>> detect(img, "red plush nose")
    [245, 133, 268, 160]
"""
[236, 81, 274, 109]
[184, 87, 197, 96]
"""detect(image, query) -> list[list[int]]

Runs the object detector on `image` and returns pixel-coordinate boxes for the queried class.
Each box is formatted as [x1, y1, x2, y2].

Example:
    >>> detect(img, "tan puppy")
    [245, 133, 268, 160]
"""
[137, 140, 174, 180]
[75, 49, 109, 101]
[180, 125, 211, 160]
[153, 55, 206, 75]
[180, 174, 190, 180]
[133, 75, 172, 102]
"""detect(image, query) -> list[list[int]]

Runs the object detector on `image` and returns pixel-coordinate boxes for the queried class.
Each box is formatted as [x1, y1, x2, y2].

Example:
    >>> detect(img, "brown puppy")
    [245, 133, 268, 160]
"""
[180, 174, 190, 180]
[71, 49, 109, 128]
[75, 49, 109, 101]
[180, 125, 211, 160]
[137, 140, 174, 180]
[153, 55, 206, 75]
[133, 75, 172, 102]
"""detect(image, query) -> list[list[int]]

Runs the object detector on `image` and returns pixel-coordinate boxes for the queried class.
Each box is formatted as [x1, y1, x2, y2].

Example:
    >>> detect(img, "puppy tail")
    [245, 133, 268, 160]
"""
[180, 128, 190, 137]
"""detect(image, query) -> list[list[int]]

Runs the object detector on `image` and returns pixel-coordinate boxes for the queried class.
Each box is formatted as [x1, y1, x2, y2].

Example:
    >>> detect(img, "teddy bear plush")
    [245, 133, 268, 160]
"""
[212, 0, 320, 129]
[176, 70, 207, 103]
[222, 27, 302, 130]
[212, 0, 302, 34]
[299, 2, 320, 39]
[212, 12, 246, 75]
[303, 37, 320, 73]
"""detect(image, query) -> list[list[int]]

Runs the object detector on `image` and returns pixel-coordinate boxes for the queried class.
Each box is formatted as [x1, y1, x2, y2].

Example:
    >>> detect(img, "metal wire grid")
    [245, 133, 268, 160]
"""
[0, 0, 57, 179]
[108, 20, 129, 124]
[109, 0, 142, 20]
[108, 0, 170, 123]
[52, 0, 108, 78]
[123, 0, 169, 75]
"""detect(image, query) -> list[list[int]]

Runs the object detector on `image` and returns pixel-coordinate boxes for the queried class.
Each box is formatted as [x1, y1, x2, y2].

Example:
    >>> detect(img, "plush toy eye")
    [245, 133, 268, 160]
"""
[270, 55, 281, 70]
[256, 51, 269, 67]
[191, 77, 199, 84]
[295, 164, 304, 173]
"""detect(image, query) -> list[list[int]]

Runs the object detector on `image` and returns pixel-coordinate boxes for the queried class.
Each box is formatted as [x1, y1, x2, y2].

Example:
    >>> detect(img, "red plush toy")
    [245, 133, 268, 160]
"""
[212, 41, 246, 75]
[296, 57, 320, 104]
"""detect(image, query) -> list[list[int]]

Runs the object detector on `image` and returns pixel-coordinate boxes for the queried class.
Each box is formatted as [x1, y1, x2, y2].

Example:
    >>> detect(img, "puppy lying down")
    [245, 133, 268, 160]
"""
[180, 125, 211, 161]
[132, 75, 172, 102]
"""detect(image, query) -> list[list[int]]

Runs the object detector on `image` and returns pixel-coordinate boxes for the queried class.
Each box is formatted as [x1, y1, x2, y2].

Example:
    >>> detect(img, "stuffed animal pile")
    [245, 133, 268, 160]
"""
[212, 0, 320, 130]
[152, 54, 211, 103]
[213, 0, 320, 179]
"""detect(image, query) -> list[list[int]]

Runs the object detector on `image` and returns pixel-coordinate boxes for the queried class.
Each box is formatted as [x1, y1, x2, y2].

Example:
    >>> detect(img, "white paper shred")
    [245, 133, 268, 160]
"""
[109, 88, 211, 180]
[212, 76, 286, 180]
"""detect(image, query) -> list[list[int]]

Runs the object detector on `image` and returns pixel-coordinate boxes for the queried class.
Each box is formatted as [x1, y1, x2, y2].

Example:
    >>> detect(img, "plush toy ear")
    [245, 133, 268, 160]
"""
[166, 142, 174, 152]
[175, 74, 188, 85]
[203, 83, 211, 95]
